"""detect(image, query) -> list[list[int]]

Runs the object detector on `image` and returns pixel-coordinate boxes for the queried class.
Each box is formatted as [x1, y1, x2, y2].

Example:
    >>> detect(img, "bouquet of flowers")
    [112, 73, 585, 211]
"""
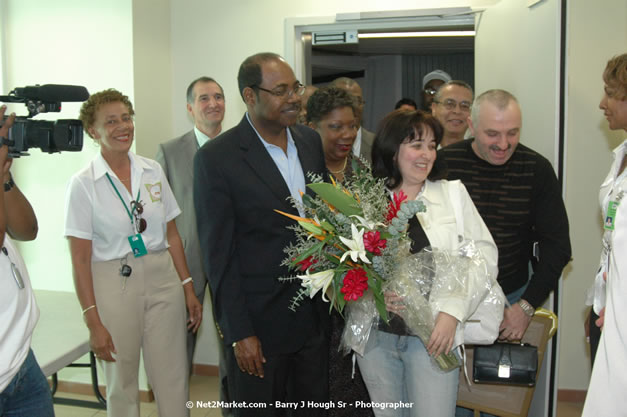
[278, 161, 461, 371]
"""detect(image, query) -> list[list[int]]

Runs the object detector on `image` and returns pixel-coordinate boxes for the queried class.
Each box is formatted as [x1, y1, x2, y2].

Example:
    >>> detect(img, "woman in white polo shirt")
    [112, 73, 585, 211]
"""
[64, 89, 202, 417]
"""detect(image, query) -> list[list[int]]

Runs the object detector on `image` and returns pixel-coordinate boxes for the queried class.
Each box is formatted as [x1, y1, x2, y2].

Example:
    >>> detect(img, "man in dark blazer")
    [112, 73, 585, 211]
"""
[330, 77, 375, 162]
[194, 53, 329, 416]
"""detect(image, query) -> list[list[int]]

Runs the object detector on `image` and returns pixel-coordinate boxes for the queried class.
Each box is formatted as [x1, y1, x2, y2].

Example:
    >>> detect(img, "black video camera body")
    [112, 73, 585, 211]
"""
[0, 84, 89, 157]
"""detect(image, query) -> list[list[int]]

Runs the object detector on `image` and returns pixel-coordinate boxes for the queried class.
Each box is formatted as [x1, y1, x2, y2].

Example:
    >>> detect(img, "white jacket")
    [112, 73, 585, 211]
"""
[583, 139, 627, 417]
[415, 179, 499, 348]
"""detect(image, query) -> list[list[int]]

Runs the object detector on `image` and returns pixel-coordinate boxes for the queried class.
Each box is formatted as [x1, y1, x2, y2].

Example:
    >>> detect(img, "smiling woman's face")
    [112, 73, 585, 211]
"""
[600, 84, 627, 131]
[396, 126, 436, 189]
[314, 106, 358, 163]
[89, 101, 134, 156]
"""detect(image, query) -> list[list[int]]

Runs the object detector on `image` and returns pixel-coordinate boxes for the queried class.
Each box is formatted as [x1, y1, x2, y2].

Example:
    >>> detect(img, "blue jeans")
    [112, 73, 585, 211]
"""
[0, 349, 54, 417]
[456, 283, 529, 417]
[357, 329, 458, 417]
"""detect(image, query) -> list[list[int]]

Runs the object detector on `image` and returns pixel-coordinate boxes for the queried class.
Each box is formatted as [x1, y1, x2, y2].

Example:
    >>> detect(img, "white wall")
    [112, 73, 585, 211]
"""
[0, 0, 143, 388]
[132, 0, 173, 159]
[2, 0, 135, 293]
[559, 0, 627, 391]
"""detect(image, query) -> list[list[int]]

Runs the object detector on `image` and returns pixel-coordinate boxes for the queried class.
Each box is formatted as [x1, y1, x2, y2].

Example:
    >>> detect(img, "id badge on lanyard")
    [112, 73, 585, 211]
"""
[604, 190, 624, 231]
[106, 173, 148, 258]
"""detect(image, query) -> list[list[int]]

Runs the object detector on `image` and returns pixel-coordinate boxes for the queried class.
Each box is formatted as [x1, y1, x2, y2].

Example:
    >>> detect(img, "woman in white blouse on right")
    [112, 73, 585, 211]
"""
[583, 53, 627, 416]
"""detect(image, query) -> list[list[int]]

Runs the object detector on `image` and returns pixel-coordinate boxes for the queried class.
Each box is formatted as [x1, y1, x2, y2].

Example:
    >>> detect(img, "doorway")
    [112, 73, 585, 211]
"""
[287, 11, 475, 131]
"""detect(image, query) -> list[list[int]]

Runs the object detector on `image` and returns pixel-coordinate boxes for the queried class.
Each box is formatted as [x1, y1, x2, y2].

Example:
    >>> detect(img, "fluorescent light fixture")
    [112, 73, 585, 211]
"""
[358, 31, 475, 39]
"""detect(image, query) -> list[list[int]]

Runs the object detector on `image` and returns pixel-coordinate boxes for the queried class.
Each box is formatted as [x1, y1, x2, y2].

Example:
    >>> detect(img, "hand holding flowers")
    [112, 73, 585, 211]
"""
[277, 161, 461, 370]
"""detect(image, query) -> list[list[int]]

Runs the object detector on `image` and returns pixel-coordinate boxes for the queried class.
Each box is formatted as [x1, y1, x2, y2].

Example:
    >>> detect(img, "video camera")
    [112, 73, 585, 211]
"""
[0, 84, 89, 157]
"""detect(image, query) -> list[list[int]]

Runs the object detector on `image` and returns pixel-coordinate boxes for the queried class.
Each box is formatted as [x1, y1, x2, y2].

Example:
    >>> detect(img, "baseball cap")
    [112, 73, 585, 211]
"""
[422, 70, 452, 89]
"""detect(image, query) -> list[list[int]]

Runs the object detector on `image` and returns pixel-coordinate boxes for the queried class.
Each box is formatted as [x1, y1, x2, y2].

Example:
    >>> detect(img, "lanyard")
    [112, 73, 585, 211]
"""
[105, 173, 140, 224]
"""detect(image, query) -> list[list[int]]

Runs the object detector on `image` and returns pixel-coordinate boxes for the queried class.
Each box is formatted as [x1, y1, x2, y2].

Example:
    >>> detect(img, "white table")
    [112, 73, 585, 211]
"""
[31, 290, 89, 377]
[31, 290, 106, 409]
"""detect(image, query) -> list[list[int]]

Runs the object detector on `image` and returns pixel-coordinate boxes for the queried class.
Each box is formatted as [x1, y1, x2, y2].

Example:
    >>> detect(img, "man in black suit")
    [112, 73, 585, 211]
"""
[193, 53, 329, 416]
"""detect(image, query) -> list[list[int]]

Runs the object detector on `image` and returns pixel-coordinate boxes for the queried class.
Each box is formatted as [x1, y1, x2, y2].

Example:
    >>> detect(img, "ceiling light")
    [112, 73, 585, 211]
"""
[358, 31, 475, 39]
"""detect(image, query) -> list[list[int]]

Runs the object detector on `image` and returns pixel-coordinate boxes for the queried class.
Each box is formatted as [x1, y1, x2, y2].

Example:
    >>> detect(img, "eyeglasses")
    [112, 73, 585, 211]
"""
[423, 88, 438, 96]
[130, 200, 147, 234]
[251, 83, 305, 99]
[434, 98, 472, 113]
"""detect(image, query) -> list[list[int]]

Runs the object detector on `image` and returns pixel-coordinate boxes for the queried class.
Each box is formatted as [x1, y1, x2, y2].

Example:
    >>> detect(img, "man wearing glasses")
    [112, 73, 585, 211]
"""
[194, 53, 328, 416]
[431, 80, 474, 148]
[421, 69, 452, 111]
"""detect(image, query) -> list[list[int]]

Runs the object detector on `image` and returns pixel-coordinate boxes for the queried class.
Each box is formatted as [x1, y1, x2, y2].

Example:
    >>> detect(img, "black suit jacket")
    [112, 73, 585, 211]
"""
[193, 116, 328, 355]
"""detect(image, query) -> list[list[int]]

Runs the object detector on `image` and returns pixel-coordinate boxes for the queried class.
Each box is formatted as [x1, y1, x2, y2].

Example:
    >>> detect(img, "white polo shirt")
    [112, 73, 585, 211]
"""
[64, 152, 181, 262]
[0, 236, 39, 392]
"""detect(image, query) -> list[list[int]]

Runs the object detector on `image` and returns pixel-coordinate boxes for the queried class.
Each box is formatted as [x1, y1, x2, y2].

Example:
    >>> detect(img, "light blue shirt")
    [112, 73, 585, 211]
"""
[245, 113, 305, 215]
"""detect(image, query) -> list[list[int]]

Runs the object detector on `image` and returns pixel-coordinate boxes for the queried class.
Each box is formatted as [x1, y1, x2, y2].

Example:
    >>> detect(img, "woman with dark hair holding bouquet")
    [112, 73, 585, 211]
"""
[356, 110, 499, 417]
[64, 89, 202, 417]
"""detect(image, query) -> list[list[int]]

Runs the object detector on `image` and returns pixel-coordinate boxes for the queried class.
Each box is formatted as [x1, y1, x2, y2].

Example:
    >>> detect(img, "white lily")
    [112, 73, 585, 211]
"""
[298, 269, 335, 302]
[350, 215, 385, 230]
[339, 224, 371, 264]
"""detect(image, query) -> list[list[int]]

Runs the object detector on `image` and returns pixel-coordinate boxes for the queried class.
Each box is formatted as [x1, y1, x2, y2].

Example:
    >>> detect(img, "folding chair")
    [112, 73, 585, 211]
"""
[456, 310, 558, 417]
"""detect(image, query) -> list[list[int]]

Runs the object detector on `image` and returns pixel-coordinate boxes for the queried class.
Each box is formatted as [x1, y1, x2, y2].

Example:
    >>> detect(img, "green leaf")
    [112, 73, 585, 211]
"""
[375, 298, 389, 323]
[379, 231, 393, 240]
[322, 252, 341, 265]
[301, 193, 315, 208]
[333, 270, 346, 312]
[351, 158, 363, 176]
[298, 220, 324, 236]
[319, 220, 336, 233]
[291, 241, 325, 266]
[363, 265, 388, 322]
[307, 183, 363, 217]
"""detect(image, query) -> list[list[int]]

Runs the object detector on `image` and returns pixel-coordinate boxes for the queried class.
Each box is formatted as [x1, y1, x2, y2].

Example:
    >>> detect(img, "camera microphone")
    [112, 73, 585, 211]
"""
[0, 83, 89, 157]
[12, 84, 90, 103]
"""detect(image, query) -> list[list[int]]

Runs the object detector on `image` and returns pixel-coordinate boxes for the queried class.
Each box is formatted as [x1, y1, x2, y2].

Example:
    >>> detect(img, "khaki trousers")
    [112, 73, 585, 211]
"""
[92, 250, 189, 417]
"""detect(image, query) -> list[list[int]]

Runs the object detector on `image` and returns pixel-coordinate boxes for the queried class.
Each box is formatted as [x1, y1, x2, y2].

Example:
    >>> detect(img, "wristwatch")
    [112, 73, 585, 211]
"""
[517, 299, 535, 317]
[4, 174, 14, 192]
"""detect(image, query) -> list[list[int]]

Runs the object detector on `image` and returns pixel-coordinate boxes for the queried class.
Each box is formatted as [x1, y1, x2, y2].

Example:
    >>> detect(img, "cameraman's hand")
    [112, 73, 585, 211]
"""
[0, 106, 16, 174]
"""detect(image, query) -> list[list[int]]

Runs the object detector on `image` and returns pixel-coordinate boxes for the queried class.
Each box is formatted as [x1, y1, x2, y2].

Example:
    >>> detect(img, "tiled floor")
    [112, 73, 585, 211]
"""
[53, 375, 583, 417]
[53, 375, 221, 417]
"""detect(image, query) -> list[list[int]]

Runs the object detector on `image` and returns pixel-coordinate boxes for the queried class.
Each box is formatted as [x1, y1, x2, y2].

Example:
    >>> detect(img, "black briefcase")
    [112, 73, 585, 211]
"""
[473, 342, 538, 386]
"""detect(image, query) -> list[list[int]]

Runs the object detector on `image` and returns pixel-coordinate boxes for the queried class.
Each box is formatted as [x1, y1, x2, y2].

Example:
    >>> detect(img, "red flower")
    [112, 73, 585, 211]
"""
[386, 190, 408, 222]
[363, 231, 387, 256]
[295, 256, 317, 272]
[341, 268, 369, 301]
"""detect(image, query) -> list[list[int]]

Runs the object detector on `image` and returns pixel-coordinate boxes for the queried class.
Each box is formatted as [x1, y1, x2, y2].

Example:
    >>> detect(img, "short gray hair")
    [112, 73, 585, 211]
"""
[186, 76, 224, 104]
[471, 89, 519, 127]
[434, 80, 474, 102]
